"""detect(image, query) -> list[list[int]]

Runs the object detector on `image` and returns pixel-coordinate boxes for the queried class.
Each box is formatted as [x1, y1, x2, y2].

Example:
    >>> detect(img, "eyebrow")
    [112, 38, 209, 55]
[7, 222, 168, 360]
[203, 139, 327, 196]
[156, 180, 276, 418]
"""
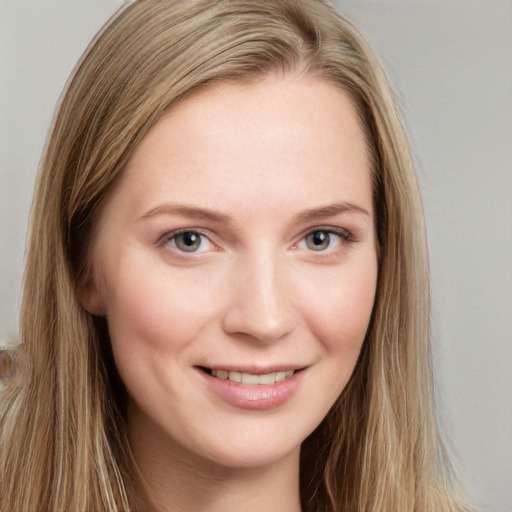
[140, 201, 371, 224]
[292, 202, 372, 224]
[140, 204, 231, 223]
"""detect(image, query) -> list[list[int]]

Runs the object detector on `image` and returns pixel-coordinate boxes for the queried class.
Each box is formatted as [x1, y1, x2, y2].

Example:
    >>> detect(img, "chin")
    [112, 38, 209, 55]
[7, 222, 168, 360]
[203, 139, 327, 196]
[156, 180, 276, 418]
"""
[187, 438, 302, 473]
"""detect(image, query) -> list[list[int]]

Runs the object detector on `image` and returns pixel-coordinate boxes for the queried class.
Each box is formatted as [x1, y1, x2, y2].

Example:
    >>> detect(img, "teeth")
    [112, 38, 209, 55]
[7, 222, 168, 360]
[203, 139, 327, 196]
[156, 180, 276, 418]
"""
[216, 369, 229, 380]
[256, 373, 275, 385]
[229, 371, 242, 383]
[274, 371, 287, 382]
[241, 373, 259, 385]
[211, 369, 295, 385]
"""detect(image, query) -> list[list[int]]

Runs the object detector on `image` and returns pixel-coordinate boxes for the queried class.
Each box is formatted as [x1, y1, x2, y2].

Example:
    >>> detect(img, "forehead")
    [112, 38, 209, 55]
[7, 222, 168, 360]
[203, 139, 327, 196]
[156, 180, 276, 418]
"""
[100, 76, 373, 226]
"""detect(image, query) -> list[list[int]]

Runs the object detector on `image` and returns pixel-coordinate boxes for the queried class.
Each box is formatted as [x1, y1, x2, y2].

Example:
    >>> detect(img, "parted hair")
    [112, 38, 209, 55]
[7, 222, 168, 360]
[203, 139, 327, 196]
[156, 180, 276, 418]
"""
[1, 1, 471, 511]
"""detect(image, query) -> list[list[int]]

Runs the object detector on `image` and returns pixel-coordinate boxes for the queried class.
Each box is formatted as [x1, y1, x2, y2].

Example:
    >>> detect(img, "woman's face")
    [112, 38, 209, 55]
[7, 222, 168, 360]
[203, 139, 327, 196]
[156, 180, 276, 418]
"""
[82, 76, 378, 470]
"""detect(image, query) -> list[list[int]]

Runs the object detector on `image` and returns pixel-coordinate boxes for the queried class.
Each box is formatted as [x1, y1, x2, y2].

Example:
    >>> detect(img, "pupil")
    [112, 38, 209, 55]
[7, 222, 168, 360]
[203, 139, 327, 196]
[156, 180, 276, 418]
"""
[312, 231, 327, 246]
[182, 232, 198, 246]
[176, 231, 201, 252]
[307, 231, 330, 251]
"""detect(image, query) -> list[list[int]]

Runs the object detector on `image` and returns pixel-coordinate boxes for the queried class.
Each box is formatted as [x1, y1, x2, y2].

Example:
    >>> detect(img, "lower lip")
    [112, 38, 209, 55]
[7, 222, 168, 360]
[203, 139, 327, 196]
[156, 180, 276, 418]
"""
[197, 369, 304, 410]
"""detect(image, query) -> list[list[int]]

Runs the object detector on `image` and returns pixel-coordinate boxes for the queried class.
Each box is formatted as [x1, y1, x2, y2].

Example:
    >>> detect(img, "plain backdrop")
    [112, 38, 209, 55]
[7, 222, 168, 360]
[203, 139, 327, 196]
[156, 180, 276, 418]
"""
[1, 1, 511, 511]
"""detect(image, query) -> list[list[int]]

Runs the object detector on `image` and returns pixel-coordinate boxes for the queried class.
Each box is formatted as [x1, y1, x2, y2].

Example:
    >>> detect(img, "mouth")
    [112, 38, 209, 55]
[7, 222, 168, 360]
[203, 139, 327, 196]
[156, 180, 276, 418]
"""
[199, 367, 299, 385]
[197, 365, 306, 410]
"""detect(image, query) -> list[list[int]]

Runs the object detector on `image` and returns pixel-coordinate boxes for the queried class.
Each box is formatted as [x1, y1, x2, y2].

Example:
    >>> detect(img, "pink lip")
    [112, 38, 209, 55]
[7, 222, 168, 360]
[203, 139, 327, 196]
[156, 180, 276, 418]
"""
[196, 367, 305, 410]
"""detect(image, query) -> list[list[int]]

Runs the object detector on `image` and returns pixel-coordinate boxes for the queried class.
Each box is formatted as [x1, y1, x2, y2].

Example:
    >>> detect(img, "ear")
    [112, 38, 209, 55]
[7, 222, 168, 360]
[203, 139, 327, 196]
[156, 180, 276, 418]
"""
[77, 271, 106, 316]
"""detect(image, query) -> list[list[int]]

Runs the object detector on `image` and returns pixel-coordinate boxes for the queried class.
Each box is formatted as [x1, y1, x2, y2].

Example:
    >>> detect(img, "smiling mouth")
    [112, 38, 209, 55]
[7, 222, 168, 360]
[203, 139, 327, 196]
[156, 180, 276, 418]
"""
[200, 367, 297, 385]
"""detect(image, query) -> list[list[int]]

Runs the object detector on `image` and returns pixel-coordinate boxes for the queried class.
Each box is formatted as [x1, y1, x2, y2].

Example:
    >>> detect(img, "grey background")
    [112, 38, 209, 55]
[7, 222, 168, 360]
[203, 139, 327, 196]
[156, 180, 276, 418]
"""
[1, 1, 511, 511]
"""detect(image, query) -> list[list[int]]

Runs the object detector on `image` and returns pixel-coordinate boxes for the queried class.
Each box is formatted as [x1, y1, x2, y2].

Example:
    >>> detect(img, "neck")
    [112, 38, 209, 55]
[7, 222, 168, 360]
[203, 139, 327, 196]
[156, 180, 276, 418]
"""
[128, 407, 303, 512]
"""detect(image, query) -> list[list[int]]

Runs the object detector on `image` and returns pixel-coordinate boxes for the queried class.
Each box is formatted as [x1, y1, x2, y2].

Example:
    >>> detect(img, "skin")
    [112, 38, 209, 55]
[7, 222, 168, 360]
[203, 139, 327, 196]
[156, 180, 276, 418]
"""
[81, 75, 378, 512]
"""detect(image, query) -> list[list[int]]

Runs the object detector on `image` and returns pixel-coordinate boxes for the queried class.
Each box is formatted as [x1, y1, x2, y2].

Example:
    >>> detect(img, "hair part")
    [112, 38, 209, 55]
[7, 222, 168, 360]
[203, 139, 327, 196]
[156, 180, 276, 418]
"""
[2, 1, 471, 511]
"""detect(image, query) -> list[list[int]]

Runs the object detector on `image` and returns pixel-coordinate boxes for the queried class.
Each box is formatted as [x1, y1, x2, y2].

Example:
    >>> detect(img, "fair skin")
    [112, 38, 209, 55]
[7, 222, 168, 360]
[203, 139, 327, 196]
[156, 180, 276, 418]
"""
[81, 75, 378, 512]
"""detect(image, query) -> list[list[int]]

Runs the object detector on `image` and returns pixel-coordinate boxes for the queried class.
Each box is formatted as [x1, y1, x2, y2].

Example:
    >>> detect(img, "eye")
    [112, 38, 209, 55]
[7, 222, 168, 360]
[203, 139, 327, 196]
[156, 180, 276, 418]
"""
[299, 229, 350, 252]
[165, 231, 212, 253]
[305, 230, 332, 251]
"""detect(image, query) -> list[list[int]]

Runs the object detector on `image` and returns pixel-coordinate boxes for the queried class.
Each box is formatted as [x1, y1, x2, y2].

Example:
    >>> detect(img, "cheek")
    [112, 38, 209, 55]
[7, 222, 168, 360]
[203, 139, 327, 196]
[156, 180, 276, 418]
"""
[291, 257, 377, 421]
[101, 255, 220, 359]
[299, 259, 377, 356]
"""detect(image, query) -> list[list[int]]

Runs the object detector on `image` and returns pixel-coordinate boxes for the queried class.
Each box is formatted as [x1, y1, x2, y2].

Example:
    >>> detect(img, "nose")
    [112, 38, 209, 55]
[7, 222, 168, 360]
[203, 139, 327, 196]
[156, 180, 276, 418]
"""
[222, 252, 296, 343]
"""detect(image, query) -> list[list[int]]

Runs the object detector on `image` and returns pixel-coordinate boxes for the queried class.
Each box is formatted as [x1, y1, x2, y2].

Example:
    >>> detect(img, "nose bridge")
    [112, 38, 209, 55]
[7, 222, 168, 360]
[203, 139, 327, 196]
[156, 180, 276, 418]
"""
[222, 245, 295, 343]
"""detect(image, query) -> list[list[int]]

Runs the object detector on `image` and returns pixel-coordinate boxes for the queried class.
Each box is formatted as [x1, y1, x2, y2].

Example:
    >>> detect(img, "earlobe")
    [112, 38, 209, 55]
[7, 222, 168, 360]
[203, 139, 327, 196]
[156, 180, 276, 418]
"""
[78, 273, 106, 316]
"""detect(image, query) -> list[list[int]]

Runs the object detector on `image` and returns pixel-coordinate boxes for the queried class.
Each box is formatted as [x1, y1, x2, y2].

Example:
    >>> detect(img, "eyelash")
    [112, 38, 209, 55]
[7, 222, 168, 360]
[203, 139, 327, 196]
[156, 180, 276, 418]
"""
[158, 226, 355, 256]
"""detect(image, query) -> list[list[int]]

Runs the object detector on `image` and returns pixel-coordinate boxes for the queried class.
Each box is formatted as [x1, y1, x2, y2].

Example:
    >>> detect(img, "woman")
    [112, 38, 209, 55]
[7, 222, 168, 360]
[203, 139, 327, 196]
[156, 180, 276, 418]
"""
[0, 1, 472, 510]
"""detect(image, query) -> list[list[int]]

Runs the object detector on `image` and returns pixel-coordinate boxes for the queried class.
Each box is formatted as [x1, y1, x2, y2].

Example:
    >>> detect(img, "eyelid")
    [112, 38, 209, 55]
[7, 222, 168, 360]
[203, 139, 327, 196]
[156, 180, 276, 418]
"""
[298, 225, 354, 242]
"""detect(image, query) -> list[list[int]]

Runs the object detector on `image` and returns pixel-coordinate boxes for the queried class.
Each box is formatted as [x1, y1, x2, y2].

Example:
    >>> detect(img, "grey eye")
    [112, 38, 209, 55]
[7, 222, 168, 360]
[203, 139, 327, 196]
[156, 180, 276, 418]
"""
[173, 232, 203, 252]
[305, 231, 332, 251]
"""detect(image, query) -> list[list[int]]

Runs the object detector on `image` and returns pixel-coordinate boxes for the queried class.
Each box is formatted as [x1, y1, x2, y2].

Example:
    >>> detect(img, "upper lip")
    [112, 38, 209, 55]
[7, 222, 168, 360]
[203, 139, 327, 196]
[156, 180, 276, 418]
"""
[196, 364, 307, 374]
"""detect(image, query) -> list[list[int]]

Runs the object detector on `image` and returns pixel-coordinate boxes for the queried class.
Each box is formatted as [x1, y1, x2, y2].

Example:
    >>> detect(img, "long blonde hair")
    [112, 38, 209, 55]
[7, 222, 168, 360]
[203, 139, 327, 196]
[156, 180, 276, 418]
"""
[1, 1, 471, 510]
